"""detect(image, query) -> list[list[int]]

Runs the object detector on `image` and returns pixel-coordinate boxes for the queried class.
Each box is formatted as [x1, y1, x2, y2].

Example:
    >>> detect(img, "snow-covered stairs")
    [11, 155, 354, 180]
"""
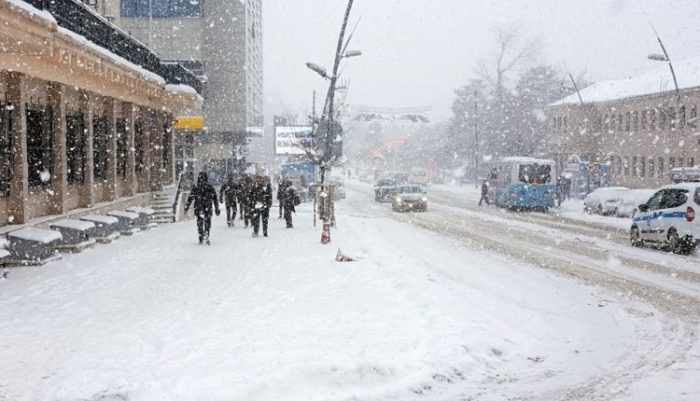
[151, 189, 177, 224]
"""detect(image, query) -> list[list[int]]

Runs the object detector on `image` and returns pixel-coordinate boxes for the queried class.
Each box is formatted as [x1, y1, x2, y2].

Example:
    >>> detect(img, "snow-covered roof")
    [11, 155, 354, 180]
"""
[550, 56, 700, 106]
[4, 0, 56, 23]
[107, 211, 139, 220]
[165, 84, 204, 103]
[50, 219, 95, 231]
[57, 27, 165, 85]
[8, 227, 62, 244]
[80, 215, 118, 225]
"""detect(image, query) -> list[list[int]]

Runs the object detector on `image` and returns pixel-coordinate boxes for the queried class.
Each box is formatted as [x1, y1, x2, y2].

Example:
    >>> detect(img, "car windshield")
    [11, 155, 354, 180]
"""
[4, 1, 699, 399]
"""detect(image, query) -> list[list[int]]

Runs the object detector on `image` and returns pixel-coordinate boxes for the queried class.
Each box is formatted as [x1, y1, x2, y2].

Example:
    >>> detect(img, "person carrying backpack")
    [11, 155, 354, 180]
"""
[184, 172, 220, 244]
[249, 175, 273, 237]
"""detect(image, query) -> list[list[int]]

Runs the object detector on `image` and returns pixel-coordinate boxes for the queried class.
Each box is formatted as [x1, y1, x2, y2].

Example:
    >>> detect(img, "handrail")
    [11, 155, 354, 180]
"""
[172, 171, 185, 222]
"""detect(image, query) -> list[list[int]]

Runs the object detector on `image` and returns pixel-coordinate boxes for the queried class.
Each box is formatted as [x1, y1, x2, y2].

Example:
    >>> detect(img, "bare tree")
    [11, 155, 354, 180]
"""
[476, 24, 539, 94]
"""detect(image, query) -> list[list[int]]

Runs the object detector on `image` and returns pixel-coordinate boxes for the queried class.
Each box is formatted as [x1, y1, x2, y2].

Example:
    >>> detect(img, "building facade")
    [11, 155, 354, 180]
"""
[108, 0, 263, 183]
[546, 58, 700, 189]
[0, 0, 201, 225]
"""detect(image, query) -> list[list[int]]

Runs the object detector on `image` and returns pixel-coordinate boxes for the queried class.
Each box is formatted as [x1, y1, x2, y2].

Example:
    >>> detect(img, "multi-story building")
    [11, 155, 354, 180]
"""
[103, 0, 263, 183]
[546, 57, 700, 189]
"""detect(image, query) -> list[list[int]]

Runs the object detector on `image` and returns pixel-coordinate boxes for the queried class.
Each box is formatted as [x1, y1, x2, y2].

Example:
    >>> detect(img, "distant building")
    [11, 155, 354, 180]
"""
[546, 57, 700, 189]
[100, 0, 263, 183]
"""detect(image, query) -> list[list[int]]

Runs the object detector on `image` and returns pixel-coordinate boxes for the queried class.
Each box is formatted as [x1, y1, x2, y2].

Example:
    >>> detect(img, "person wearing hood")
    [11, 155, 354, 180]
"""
[249, 175, 273, 237]
[219, 173, 239, 227]
[184, 172, 220, 244]
[282, 184, 300, 228]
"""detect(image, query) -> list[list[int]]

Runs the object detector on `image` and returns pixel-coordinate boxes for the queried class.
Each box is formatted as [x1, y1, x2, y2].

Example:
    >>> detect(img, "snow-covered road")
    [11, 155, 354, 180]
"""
[0, 183, 698, 400]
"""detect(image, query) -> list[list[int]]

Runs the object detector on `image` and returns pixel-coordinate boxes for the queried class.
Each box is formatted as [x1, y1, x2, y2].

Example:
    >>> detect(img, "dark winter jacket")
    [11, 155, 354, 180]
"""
[277, 179, 291, 202]
[220, 178, 239, 206]
[282, 186, 299, 213]
[238, 176, 253, 207]
[249, 180, 273, 211]
[481, 181, 489, 196]
[185, 172, 220, 216]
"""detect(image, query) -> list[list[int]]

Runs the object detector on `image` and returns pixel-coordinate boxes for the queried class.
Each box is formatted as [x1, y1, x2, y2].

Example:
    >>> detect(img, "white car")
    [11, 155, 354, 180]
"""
[631, 183, 700, 254]
[392, 185, 428, 212]
[615, 189, 657, 218]
[583, 187, 630, 215]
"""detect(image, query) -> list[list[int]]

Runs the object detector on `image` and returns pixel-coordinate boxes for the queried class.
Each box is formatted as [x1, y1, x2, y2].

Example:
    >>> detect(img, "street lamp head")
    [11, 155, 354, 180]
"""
[306, 62, 329, 79]
[342, 50, 362, 58]
[648, 53, 669, 62]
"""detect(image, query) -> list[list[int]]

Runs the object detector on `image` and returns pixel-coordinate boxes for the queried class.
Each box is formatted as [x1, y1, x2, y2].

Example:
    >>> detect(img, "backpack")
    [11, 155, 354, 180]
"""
[293, 192, 301, 206]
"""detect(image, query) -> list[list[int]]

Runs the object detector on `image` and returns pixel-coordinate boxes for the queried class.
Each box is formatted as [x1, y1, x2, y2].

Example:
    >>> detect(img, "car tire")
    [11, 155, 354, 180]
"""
[597, 204, 603, 215]
[668, 229, 685, 254]
[630, 226, 642, 247]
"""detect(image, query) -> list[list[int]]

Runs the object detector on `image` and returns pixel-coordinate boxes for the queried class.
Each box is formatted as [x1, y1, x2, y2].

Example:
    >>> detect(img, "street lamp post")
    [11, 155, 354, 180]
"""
[648, 28, 685, 175]
[306, 0, 358, 243]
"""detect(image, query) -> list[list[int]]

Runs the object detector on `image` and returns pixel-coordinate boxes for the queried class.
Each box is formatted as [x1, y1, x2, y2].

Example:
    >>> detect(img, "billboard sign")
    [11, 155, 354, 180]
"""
[275, 126, 313, 155]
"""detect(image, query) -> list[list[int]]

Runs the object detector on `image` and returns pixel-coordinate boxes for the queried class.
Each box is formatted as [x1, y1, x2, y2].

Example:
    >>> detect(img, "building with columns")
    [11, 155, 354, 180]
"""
[0, 0, 202, 226]
[546, 57, 700, 189]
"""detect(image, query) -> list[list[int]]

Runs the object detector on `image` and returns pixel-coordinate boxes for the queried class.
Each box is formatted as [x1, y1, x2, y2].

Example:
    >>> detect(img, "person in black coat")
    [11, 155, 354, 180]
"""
[277, 178, 291, 219]
[238, 174, 253, 228]
[184, 172, 220, 244]
[249, 175, 273, 237]
[282, 185, 300, 228]
[219, 173, 239, 227]
[479, 180, 490, 206]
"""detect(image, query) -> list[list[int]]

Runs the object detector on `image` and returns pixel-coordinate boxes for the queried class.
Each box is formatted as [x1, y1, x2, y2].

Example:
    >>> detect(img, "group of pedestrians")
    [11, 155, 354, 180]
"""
[184, 171, 299, 244]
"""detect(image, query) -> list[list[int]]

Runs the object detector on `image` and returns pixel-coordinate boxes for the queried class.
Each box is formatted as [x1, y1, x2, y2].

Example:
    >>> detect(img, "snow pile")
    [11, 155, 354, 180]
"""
[551, 56, 700, 106]
[7, 227, 61, 244]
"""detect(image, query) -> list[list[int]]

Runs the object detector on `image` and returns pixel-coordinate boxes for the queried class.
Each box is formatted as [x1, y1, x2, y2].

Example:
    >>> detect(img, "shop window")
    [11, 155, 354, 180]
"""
[93, 116, 109, 182]
[26, 104, 54, 187]
[134, 120, 145, 173]
[66, 112, 86, 185]
[116, 118, 128, 178]
[0, 100, 12, 196]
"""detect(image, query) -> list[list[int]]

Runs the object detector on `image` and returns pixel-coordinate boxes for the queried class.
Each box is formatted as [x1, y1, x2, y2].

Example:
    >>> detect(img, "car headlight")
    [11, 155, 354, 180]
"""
[421, 196, 428, 202]
[396, 197, 403, 203]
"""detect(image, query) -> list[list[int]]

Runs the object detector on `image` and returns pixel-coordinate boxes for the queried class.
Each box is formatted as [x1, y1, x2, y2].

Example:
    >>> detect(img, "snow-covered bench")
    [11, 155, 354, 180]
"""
[6, 227, 62, 265]
[125, 207, 157, 229]
[49, 219, 96, 253]
[80, 215, 120, 244]
[107, 211, 140, 236]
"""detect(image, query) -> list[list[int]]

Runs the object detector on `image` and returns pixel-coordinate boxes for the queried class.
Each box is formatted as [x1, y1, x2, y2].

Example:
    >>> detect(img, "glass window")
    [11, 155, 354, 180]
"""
[116, 119, 128, 179]
[647, 190, 664, 210]
[121, 0, 202, 18]
[66, 112, 86, 185]
[641, 110, 647, 130]
[625, 112, 631, 131]
[93, 116, 109, 182]
[648, 158, 655, 178]
[658, 157, 664, 177]
[632, 111, 639, 131]
[661, 189, 688, 209]
[640, 157, 645, 178]
[680, 106, 686, 128]
[649, 109, 656, 130]
[669, 157, 675, 170]
[695, 188, 700, 206]
[632, 156, 638, 176]
[135, 120, 145, 173]
[0, 100, 13, 196]
[26, 104, 54, 187]
[689, 157, 695, 168]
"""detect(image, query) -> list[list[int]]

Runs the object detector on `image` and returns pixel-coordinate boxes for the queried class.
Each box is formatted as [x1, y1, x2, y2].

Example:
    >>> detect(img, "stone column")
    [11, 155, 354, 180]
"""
[150, 110, 164, 192]
[48, 82, 68, 215]
[5, 72, 28, 224]
[79, 91, 94, 208]
[124, 103, 136, 196]
[105, 98, 118, 201]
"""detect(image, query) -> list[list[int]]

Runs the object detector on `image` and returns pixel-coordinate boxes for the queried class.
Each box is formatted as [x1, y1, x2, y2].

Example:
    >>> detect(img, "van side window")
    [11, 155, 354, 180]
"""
[695, 188, 700, 205]
[661, 189, 688, 209]
[647, 190, 664, 211]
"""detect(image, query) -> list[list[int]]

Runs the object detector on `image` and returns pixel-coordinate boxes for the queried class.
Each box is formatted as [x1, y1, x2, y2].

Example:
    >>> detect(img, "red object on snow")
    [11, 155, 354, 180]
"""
[321, 222, 331, 244]
[336, 248, 355, 262]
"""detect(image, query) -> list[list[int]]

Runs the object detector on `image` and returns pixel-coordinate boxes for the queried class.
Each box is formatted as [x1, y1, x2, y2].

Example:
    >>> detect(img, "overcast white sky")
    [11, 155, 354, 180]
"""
[263, 0, 700, 123]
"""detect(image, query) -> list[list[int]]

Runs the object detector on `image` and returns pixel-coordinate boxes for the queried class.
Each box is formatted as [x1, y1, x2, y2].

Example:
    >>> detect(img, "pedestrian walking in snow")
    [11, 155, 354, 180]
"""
[283, 185, 300, 228]
[249, 176, 273, 237]
[184, 172, 220, 244]
[479, 180, 490, 206]
[219, 173, 239, 227]
[277, 178, 291, 219]
[239, 174, 253, 228]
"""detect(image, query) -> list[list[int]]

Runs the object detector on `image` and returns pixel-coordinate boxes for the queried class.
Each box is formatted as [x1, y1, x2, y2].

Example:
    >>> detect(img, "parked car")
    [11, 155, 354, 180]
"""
[631, 183, 700, 254]
[615, 189, 657, 217]
[583, 187, 630, 215]
[374, 179, 397, 202]
[391, 185, 428, 212]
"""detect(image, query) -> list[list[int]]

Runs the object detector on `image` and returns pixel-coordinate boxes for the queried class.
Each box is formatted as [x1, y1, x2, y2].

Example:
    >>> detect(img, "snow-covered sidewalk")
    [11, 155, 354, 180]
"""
[0, 194, 680, 400]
